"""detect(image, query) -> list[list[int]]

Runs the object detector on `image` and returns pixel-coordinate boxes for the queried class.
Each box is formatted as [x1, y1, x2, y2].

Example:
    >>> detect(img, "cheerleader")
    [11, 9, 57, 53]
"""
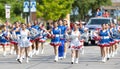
[110, 23, 120, 57]
[17, 23, 32, 63]
[13, 22, 21, 60]
[113, 23, 120, 55]
[97, 24, 110, 62]
[63, 20, 70, 58]
[31, 20, 39, 55]
[69, 23, 82, 64]
[0, 25, 11, 56]
[105, 24, 113, 59]
[50, 21, 61, 62]
[4, 21, 13, 55]
[27, 23, 34, 57]
[35, 23, 47, 55]
[109, 23, 116, 57]
[58, 19, 66, 59]
[78, 23, 88, 54]
[9, 24, 17, 55]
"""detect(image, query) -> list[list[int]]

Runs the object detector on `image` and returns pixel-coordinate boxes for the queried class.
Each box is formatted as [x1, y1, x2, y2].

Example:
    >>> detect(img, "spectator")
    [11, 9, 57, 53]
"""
[103, 10, 110, 17]
[95, 8, 102, 17]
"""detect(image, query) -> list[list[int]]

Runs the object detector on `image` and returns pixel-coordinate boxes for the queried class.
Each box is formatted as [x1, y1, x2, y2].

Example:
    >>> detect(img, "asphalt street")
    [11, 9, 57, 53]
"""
[0, 42, 120, 69]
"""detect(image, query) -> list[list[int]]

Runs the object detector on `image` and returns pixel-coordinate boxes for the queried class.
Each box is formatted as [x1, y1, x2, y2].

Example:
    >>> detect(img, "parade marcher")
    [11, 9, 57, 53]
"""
[17, 23, 32, 63]
[36, 23, 47, 55]
[109, 23, 116, 57]
[69, 23, 82, 64]
[13, 22, 21, 60]
[31, 20, 39, 55]
[4, 21, 13, 54]
[50, 21, 61, 62]
[0, 25, 10, 56]
[97, 24, 110, 62]
[58, 19, 66, 59]
[110, 23, 120, 57]
[27, 23, 34, 57]
[105, 24, 112, 60]
[78, 22, 88, 54]
[10, 23, 17, 55]
[63, 20, 70, 58]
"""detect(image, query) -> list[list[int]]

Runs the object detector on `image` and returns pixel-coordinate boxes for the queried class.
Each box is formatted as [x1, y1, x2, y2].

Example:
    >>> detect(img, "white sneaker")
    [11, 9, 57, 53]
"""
[71, 58, 75, 64]
[35, 50, 39, 55]
[114, 51, 117, 55]
[80, 48, 84, 55]
[63, 53, 66, 58]
[102, 57, 106, 63]
[110, 53, 112, 58]
[9, 50, 13, 55]
[32, 49, 36, 55]
[22, 54, 25, 59]
[3, 52, 6, 57]
[14, 51, 16, 55]
[19, 59, 23, 63]
[17, 57, 23, 64]
[107, 54, 110, 58]
[16, 55, 20, 60]
[112, 52, 115, 57]
[75, 58, 79, 64]
[54, 55, 58, 62]
[26, 58, 29, 63]
[41, 49, 44, 54]
[28, 51, 33, 58]
[58, 57, 63, 60]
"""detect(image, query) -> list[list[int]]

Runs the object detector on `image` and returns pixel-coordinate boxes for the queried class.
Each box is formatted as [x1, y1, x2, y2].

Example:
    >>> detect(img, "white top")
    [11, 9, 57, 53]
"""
[70, 30, 80, 43]
[20, 29, 29, 41]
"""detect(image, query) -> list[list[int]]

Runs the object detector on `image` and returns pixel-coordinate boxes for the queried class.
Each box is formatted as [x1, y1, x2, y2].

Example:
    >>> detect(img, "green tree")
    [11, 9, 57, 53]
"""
[0, 0, 24, 23]
[37, 0, 74, 21]
[91, 0, 112, 14]
[0, 3, 5, 19]
[71, 0, 95, 21]
[71, 0, 112, 21]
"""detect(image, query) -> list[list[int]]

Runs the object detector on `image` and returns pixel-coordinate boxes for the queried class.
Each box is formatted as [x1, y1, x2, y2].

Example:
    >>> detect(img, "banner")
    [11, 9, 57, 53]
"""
[30, 1, 36, 12]
[5, 5, 11, 18]
[23, 1, 29, 12]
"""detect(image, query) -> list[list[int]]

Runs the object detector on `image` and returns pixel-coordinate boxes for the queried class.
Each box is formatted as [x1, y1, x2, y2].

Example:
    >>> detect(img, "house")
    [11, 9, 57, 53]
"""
[101, 0, 120, 18]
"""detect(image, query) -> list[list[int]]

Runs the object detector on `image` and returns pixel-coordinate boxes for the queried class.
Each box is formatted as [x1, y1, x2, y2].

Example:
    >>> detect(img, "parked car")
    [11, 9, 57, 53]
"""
[85, 17, 114, 45]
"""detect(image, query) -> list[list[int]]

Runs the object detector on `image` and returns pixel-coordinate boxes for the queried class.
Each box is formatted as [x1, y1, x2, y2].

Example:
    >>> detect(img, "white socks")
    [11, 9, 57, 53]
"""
[112, 52, 115, 57]
[71, 58, 75, 63]
[32, 49, 36, 55]
[107, 54, 110, 58]
[63, 53, 66, 58]
[16, 55, 20, 60]
[41, 49, 44, 54]
[102, 57, 106, 63]
[3, 51, 6, 57]
[71, 58, 79, 64]
[28, 51, 33, 58]
[35, 50, 39, 55]
[19, 57, 23, 62]
[75, 58, 79, 64]
[26, 58, 29, 63]
[80, 47, 84, 55]
[54, 55, 58, 62]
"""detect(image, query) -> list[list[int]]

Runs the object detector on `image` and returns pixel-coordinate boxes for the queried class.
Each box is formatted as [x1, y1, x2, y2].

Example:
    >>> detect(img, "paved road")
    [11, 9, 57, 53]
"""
[0, 42, 120, 69]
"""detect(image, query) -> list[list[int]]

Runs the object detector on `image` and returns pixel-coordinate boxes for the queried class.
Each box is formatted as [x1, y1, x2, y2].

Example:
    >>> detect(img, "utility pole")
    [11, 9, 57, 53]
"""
[29, 0, 31, 23]
[23, 0, 36, 23]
